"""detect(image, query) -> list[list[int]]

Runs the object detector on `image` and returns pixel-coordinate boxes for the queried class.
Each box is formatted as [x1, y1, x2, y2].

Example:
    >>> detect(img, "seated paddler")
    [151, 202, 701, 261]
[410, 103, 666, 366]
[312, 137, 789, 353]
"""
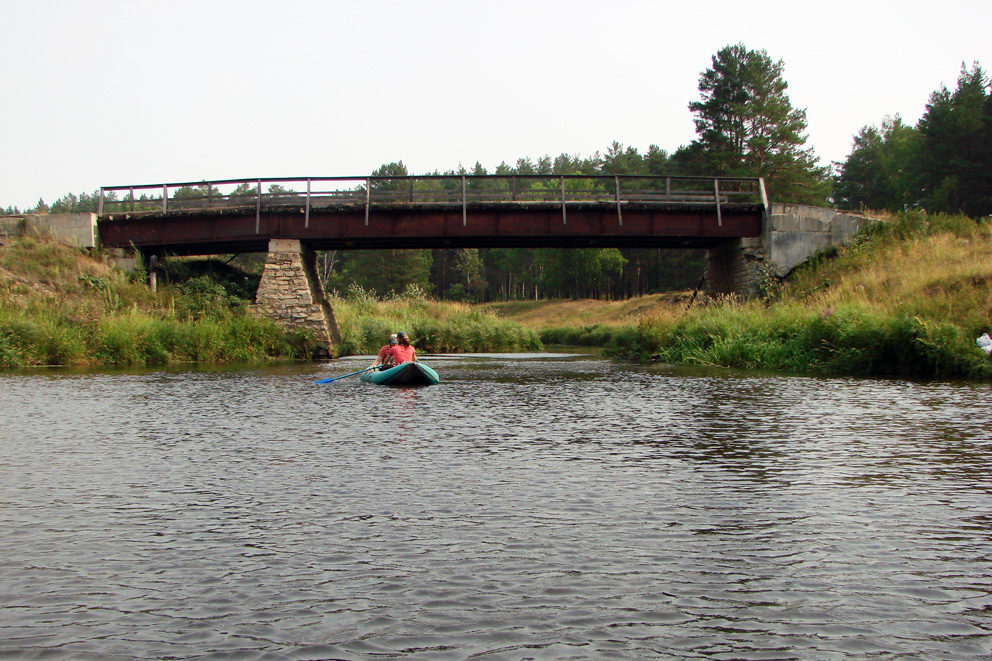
[388, 331, 417, 365]
[370, 333, 397, 370]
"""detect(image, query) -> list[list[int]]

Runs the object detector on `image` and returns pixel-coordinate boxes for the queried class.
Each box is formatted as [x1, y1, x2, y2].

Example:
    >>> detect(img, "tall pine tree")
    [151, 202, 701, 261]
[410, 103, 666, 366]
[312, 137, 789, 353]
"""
[916, 63, 990, 216]
[686, 44, 829, 204]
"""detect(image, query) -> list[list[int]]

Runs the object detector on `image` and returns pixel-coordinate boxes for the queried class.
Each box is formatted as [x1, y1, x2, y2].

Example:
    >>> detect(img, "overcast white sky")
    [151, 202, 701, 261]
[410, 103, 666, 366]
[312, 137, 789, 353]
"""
[2, 0, 990, 209]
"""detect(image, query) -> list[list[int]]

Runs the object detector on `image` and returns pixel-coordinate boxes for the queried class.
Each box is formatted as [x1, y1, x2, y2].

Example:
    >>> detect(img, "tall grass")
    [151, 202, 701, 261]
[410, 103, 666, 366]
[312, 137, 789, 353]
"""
[0, 238, 542, 368]
[331, 284, 543, 355]
[601, 212, 992, 379]
[0, 238, 314, 367]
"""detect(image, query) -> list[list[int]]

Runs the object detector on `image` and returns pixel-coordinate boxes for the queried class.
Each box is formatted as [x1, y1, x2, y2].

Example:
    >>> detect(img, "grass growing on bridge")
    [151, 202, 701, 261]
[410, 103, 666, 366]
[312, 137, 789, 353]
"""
[599, 211, 992, 379]
[0, 237, 314, 368]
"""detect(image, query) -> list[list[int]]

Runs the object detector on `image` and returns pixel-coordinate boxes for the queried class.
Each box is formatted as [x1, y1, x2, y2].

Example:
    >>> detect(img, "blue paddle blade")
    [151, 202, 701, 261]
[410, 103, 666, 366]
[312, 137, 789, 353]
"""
[315, 367, 371, 384]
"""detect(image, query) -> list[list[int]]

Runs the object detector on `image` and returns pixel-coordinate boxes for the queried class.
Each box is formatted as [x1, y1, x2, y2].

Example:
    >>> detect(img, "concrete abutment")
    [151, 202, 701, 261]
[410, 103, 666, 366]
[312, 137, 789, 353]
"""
[255, 239, 341, 357]
[704, 204, 868, 298]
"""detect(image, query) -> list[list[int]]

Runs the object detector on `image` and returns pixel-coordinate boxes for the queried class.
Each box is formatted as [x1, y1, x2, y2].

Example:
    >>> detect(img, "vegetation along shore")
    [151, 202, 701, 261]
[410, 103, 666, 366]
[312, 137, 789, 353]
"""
[3, 47, 990, 378]
[0, 236, 543, 369]
[2, 209, 989, 379]
[501, 212, 992, 380]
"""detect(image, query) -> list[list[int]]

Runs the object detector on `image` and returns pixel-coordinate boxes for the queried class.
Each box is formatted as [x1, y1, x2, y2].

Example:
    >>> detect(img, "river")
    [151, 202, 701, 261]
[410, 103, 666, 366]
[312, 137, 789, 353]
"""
[1, 353, 991, 659]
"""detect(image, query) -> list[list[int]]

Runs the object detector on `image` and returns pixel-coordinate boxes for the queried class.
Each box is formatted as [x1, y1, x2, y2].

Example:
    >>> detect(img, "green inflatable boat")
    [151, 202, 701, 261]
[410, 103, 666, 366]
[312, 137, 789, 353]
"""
[361, 362, 440, 386]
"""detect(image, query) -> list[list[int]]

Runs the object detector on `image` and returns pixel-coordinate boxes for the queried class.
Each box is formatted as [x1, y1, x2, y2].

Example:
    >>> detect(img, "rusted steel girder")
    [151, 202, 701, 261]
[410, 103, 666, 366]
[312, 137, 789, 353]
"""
[97, 203, 764, 256]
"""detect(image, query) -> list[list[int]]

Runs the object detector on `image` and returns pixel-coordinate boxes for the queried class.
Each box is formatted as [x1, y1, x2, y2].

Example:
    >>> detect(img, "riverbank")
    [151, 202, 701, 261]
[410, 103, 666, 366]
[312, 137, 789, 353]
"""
[0, 237, 316, 368]
[0, 238, 542, 368]
[4, 210, 988, 377]
[492, 212, 992, 379]
[329, 285, 542, 356]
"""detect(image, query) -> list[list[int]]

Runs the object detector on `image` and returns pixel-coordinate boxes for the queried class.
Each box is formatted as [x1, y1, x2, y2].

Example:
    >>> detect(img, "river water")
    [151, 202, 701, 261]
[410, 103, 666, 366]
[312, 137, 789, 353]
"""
[1, 353, 991, 660]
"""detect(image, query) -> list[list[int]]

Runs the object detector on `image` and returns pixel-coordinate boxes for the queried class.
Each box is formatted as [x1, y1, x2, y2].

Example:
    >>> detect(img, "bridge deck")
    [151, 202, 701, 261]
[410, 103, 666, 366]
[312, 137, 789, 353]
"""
[96, 175, 767, 255]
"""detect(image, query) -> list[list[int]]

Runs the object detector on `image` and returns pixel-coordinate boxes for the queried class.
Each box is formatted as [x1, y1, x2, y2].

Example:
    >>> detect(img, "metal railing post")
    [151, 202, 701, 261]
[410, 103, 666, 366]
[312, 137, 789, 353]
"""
[162, 185, 167, 214]
[758, 177, 769, 215]
[665, 177, 671, 198]
[409, 178, 414, 203]
[462, 175, 467, 226]
[511, 176, 517, 201]
[255, 179, 261, 234]
[98, 188, 105, 216]
[561, 175, 566, 224]
[614, 175, 622, 226]
[364, 179, 370, 226]
[305, 178, 311, 228]
[129, 187, 135, 212]
[714, 179, 722, 227]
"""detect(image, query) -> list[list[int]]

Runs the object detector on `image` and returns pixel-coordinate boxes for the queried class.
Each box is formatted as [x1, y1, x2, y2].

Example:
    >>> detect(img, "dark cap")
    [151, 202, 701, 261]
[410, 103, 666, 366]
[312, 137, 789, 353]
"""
[389, 338, 398, 345]
[397, 331, 408, 338]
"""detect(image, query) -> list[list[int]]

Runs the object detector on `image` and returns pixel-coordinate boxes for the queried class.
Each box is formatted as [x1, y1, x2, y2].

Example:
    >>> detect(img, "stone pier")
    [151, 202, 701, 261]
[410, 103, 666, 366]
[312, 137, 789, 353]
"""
[255, 239, 341, 356]
[703, 237, 767, 297]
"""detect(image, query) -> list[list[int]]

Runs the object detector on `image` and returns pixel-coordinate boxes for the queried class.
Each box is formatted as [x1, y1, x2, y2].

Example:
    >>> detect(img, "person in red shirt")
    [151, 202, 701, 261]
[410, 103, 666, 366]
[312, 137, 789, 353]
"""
[389, 331, 417, 365]
[370, 334, 397, 370]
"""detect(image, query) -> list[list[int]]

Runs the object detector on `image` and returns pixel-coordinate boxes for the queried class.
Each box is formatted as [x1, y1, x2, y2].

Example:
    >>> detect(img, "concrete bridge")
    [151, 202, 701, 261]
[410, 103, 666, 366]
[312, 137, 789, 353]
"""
[87, 175, 865, 355]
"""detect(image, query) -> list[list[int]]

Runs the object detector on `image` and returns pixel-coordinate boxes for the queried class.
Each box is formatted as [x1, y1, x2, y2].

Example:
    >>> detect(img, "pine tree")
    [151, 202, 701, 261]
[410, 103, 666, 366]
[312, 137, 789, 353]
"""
[916, 63, 990, 216]
[834, 116, 919, 211]
[687, 44, 829, 204]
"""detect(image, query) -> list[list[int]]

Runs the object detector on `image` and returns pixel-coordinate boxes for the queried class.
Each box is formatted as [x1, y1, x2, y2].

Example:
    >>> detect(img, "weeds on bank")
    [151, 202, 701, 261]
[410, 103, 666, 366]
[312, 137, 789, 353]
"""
[330, 284, 543, 355]
[602, 212, 992, 379]
[0, 238, 311, 368]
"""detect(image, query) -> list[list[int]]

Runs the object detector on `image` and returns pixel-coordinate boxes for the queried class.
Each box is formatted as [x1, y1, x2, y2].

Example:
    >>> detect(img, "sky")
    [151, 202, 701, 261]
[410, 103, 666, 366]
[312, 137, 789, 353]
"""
[1, 0, 990, 209]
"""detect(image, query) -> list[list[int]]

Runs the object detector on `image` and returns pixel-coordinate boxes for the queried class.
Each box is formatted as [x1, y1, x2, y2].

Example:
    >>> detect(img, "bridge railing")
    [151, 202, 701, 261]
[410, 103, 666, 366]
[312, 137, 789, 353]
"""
[98, 175, 768, 228]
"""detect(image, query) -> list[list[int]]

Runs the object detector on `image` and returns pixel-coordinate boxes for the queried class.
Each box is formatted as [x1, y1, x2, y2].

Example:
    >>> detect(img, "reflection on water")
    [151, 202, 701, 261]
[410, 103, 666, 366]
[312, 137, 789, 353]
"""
[1, 355, 991, 659]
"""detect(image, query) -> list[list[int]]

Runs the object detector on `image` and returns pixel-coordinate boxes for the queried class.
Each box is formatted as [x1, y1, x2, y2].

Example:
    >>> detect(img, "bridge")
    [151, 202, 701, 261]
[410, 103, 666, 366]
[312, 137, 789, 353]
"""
[91, 175, 863, 356]
[96, 174, 767, 253]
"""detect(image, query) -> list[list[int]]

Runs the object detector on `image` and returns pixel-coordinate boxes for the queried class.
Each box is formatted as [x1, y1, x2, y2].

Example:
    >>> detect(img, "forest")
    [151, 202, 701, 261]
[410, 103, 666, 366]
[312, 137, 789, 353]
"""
[5, 46, 990, 302]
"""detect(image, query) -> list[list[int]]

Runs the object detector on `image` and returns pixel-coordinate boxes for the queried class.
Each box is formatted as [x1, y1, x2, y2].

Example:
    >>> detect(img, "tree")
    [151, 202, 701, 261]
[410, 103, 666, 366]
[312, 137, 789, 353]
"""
[834, 116, 920, 211]
[916, 63, 990, 216]
[539, 249, 626, 299]
[369, 161, 409, 195]
[687, 43, 830, 204]
[334, 249, 432, 298]
[601, 141, 645, 175]
[50, 190, 101, 213]
[229, 182, 256, 198]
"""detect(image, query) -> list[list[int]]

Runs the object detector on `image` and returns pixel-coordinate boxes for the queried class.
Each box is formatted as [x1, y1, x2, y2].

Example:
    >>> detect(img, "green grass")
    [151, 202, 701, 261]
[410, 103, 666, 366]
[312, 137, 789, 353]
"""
[0, 239, 542, 367]
[600, 211, 992, 379]
[0, 238, 314, 368]
[331, 286, 543, 355]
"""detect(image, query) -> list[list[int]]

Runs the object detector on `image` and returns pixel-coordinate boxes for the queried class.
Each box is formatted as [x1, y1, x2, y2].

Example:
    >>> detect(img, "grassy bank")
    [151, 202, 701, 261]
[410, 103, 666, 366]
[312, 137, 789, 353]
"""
[493, 212, 992, 379]
[0, 238, 543, 368]
[0, 237, 317, 368]
[331, 285, 543, 355]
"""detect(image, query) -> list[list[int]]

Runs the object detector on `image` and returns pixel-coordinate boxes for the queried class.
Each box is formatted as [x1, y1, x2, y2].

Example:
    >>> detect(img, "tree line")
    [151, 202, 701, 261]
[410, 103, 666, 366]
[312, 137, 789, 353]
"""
[834, 63, 992, 217]
[7, 45, 987, 301]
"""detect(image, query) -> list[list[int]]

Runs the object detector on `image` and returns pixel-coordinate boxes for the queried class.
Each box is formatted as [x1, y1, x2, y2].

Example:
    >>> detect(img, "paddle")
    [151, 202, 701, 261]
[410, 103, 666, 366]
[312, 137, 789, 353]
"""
[315, 366, 374, 384]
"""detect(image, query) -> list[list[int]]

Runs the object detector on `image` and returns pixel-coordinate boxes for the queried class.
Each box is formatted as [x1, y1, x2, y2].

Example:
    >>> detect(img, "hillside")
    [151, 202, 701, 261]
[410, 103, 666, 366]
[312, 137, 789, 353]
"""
[4, 210, 990, 377]
[486, 292, 694, 330]
[0, 237, 312, 367]
[0, 237, 543, 368]
[584, 212, 992, 379]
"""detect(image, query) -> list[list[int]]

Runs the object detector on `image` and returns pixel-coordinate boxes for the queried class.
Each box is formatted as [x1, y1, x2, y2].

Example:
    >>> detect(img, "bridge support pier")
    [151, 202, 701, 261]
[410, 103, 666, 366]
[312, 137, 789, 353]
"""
[703, 237, 767, 298]
[255, 239, 341, 358]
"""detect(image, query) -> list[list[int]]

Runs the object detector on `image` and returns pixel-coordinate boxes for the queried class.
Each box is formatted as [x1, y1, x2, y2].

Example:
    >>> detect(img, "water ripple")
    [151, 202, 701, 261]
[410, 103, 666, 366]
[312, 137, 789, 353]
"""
[1, 357, 991, 659]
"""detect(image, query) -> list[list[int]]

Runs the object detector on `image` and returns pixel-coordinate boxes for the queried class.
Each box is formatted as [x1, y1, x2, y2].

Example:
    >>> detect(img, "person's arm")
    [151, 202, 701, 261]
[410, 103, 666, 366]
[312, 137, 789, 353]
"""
[412, 347, 418, 362]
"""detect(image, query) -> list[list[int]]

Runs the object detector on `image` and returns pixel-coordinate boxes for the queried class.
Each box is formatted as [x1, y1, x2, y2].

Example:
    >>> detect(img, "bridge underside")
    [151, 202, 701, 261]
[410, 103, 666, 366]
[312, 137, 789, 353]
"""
[97, 202, 766, 358]
[97, 203, 764, 256]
